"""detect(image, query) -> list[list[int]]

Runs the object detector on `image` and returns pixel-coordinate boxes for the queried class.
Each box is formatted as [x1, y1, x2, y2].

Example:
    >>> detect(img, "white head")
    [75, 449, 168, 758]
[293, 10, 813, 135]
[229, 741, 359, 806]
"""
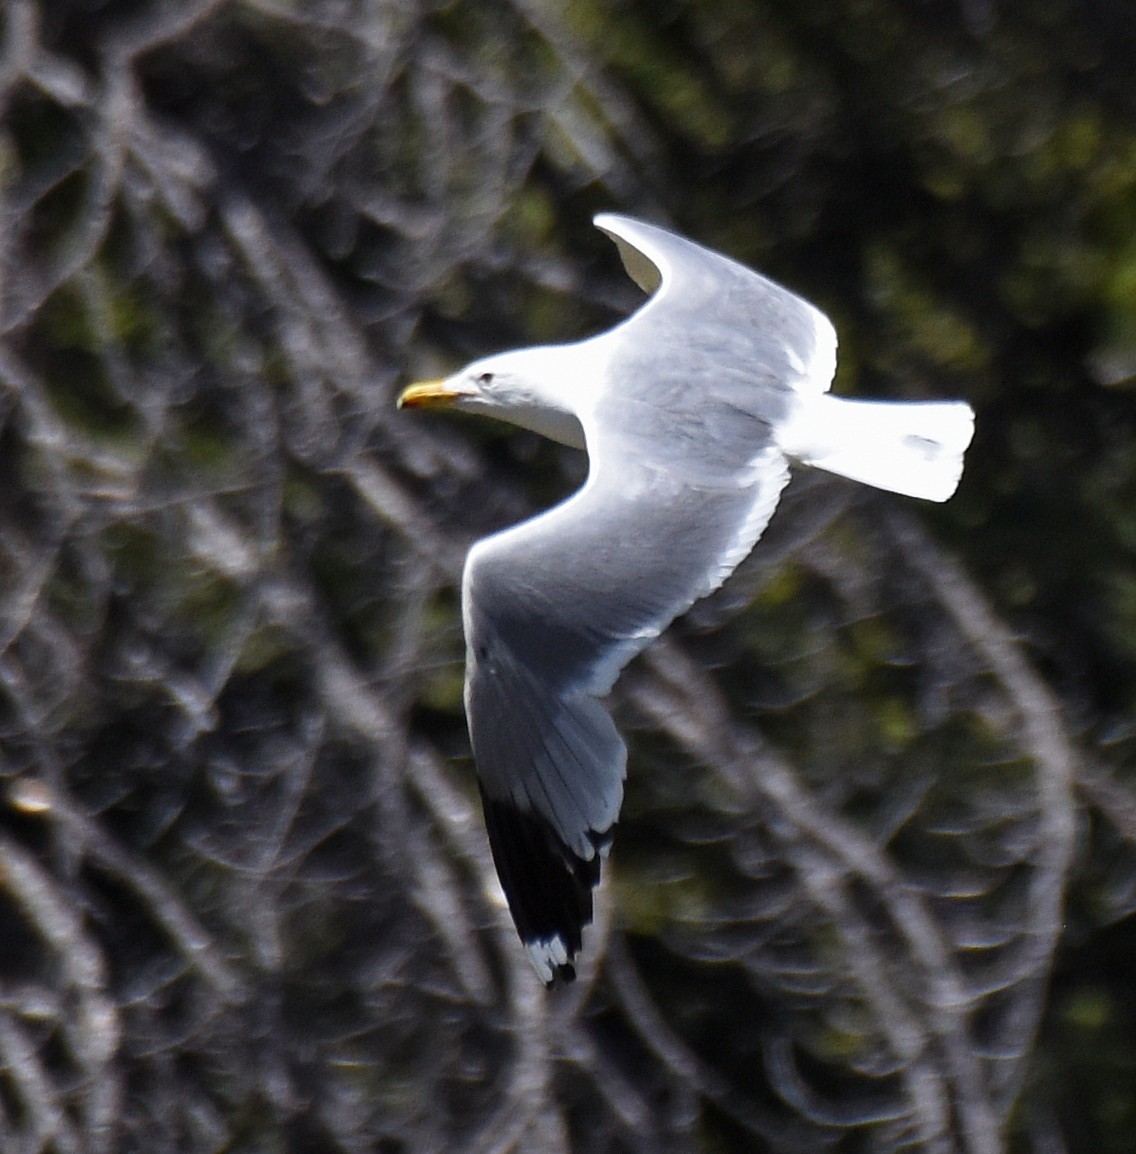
[397, 344, 598, 449]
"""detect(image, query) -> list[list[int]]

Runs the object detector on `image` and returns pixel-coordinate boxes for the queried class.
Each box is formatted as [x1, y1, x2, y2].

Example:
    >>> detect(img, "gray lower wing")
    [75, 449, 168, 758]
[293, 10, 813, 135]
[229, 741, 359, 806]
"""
[463, 448, 789, 980]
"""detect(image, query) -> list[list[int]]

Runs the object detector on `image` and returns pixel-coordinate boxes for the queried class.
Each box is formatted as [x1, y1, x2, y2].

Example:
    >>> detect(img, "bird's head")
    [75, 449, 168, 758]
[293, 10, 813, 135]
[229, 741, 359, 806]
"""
[397, 346, 593, 449]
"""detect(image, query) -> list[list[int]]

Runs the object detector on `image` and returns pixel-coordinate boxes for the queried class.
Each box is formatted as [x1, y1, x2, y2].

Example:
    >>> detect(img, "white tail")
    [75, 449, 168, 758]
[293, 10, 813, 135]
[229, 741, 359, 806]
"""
[777, 394, 975, 502]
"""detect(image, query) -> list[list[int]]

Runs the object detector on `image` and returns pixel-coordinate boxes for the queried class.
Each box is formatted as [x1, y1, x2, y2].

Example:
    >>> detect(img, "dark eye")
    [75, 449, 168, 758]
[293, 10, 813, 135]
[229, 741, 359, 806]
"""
[477, 371, 494, 385]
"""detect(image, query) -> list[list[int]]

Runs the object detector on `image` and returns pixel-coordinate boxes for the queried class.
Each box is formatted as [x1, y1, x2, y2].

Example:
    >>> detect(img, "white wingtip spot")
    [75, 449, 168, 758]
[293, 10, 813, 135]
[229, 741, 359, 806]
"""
[527, 935, 570, 984]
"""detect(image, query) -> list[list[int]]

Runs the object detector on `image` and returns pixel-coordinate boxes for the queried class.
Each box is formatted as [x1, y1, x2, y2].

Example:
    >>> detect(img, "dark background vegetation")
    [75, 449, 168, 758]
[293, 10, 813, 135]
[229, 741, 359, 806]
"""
[2, 0, 1136, 1150]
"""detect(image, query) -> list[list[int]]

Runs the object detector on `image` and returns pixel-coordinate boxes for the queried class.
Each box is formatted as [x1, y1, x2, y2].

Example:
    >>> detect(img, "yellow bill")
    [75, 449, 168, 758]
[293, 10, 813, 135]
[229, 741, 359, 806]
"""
[396, 379, 460, 409]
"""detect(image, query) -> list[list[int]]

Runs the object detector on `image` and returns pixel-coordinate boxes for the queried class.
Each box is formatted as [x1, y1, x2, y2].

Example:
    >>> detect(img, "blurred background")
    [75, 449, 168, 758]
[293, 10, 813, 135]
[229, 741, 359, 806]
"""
[2, 0, 1136, 1150]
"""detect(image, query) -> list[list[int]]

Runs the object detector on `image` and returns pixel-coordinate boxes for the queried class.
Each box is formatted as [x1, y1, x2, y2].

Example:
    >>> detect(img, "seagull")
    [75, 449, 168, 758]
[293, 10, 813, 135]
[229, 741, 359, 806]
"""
[398, 214, 974, 985]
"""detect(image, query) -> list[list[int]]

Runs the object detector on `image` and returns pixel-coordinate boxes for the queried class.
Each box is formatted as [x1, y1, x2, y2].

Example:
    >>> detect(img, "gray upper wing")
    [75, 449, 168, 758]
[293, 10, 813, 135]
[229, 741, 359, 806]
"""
[594, 213, 838, 401]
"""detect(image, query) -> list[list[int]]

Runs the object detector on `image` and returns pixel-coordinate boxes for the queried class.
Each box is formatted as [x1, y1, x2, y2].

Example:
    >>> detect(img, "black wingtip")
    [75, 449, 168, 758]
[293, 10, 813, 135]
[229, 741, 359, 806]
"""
[479, 787, 605, 984]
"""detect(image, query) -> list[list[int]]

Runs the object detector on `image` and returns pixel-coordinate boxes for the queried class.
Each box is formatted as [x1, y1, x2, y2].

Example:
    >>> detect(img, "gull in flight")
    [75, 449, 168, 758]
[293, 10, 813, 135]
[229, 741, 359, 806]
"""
[398, 215, 974, 984]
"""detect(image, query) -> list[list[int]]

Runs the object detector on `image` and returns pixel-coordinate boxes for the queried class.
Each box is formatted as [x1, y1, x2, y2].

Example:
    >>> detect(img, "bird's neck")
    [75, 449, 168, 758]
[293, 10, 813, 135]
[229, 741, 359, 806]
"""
[504, 337, 610, 450]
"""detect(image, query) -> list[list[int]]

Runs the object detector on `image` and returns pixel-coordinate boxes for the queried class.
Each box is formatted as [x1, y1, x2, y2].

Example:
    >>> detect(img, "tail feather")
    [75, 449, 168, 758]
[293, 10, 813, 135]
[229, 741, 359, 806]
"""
[777, 394, 975, 503]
